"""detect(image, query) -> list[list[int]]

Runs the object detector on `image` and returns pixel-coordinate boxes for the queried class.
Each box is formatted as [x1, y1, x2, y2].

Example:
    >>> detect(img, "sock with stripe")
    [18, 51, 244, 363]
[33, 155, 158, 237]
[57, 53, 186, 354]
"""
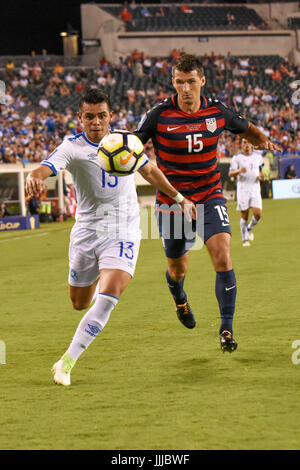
[165, 270, 187, 305]
[215, 270, 237, 335]
[247, 215, 261, 231]
[91, 279, 100, 304]
[67, 293, 119, 361]
[240, 218, 248, 242]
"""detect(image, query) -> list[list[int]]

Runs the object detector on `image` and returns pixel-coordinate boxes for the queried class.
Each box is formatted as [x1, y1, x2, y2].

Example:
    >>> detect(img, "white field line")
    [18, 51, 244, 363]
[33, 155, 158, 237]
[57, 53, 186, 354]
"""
[0, 228, 70, 243]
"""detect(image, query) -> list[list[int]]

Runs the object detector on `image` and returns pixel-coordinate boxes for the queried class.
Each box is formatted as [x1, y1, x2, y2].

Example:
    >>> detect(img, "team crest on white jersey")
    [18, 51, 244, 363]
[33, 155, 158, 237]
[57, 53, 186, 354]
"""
[88, 153, 98, 160]
[206, 118, 217, 133]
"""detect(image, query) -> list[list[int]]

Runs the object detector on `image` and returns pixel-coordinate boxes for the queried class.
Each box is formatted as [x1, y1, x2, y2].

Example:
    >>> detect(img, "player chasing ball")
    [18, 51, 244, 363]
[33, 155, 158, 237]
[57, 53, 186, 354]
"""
[135, 54, 281, 353]
[229, 139, 264, 247]
[25, 88, 196, 386]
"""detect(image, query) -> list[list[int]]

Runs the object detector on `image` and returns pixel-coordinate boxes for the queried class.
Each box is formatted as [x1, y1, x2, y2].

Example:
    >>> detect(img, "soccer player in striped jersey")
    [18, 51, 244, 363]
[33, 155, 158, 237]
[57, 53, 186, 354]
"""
[135, 54, 281, 353]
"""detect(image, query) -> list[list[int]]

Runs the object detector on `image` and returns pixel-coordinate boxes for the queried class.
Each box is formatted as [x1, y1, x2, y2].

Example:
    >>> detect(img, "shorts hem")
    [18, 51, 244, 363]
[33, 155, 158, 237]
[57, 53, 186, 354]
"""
[68, 275, 99, 288]
[99, 263, 135, 277]
[204, 229, 232, 244]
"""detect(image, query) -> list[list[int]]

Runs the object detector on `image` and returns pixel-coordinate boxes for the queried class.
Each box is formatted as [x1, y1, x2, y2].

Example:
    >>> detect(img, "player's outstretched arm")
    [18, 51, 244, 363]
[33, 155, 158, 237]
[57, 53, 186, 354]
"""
[25, 165, 53, 197]
[229, 168, 246, 178]
[138, 161, 197, 221]
[240, 122, 282, 152]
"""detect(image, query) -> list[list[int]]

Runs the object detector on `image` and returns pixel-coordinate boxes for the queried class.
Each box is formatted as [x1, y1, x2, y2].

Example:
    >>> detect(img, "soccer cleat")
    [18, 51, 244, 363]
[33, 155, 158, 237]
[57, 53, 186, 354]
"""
[242, 241, 250, 247]
[51, 353, 76, 386]
[175, 302, 196, 329]
[220, 330, 238, 353]
[247, 229, 254, 241]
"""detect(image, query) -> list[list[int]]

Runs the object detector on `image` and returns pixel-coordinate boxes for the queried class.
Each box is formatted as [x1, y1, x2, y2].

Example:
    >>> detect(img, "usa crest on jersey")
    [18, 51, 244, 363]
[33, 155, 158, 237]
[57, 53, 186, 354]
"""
[206, 118, 217, 133]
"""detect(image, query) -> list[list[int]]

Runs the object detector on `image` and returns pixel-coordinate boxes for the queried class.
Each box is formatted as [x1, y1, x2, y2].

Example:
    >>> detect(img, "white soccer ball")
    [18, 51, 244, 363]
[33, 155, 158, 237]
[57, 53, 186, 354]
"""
[97, 131, 146, 176]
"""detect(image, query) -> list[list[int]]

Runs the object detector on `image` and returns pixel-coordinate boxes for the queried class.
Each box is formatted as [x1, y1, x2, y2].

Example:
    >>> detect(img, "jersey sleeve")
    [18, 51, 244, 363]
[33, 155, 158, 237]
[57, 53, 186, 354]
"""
[215, 101, 249, 135]
[229, 155, 239, 171]
[134, 106, 161, 144]
[40, 139, 74, 176]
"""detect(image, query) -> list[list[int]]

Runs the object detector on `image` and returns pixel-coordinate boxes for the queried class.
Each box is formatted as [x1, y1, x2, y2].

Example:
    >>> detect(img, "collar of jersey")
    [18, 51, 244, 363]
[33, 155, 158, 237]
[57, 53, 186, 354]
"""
[82, 132, 99, 147]
[172, 94, 207, 114]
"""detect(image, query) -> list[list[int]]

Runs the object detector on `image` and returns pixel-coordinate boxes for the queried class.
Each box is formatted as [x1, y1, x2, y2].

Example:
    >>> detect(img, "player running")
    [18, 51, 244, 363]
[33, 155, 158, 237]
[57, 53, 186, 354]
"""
[229, 139, 264, 247]
[135, 54, 281, 352]
[25, 88, 196, 386]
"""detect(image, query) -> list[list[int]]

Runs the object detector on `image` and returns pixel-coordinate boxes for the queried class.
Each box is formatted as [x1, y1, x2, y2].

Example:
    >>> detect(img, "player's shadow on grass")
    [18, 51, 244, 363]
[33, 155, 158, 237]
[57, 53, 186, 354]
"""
[170, 355, 267, 384]
[232, 357, 266, 365]
[170, 358, 214, 383]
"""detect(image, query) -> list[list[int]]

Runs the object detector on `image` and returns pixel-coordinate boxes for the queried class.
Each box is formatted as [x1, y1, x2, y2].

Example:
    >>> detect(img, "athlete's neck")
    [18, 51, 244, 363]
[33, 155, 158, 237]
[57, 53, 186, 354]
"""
[84, 131, 101, 145]
[177, 98, 201, 115]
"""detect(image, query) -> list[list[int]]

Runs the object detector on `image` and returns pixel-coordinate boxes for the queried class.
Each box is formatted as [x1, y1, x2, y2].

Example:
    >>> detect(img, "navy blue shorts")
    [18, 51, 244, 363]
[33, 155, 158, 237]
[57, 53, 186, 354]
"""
[156, 197, 231, 259]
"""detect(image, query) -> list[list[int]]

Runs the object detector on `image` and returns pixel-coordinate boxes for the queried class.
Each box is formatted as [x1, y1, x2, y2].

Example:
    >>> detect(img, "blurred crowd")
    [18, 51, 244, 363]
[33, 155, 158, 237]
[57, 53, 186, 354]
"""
[0, 49, 299, 167]
[117, 1, 269, 31]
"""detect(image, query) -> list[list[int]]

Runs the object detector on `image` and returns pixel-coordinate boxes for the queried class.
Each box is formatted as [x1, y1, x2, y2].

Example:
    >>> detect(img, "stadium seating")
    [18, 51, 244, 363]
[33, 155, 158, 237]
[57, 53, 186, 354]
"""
[0, 54, 291, 114]
[0, 52, 298, 167]
[287, 17, 300, 29]
[102, 5, 265, 31]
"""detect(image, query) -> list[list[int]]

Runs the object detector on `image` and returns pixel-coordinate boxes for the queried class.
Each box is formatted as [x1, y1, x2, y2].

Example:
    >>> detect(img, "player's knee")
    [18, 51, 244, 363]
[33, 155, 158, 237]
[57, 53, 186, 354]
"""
[71, 299, 89, 311]
[168, 266, 186, 281]
[253, 211, 262, 221]
[213, 251, 232, 271]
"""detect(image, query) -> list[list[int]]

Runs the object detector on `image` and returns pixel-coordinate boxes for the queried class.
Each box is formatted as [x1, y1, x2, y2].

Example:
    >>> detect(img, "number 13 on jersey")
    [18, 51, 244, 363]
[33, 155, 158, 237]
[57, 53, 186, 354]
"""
[119, 241, 135, 260]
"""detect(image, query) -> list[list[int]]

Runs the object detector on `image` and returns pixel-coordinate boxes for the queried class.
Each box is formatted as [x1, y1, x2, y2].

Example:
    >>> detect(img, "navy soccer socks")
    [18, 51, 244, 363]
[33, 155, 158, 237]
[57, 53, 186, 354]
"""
[165, 270, 187, 305]
[215, 269, 237, 335]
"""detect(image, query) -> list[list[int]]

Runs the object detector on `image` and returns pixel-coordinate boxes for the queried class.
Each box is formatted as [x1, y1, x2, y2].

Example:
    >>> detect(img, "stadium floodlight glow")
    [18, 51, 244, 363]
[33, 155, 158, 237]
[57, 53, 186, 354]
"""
[60, 32, 68, 37]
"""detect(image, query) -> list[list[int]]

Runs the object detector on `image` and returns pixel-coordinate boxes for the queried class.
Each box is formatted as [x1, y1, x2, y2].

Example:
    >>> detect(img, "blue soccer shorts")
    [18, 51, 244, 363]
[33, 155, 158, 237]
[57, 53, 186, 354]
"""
[156, 197, 232, 259]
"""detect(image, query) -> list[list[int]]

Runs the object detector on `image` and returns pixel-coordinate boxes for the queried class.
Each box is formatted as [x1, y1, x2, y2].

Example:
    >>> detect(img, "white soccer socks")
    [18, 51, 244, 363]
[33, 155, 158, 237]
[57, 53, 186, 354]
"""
[67, 293, 119, 361]
[240, 218, 248, 243]
[247, 215, 261, 231]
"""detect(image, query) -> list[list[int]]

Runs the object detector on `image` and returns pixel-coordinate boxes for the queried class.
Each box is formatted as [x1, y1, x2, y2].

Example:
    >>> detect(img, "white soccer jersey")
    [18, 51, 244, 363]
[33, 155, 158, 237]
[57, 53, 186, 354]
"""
[230, 151, 263, 210]
[230, 151, 263, 189]
[41, 132, 148, 239]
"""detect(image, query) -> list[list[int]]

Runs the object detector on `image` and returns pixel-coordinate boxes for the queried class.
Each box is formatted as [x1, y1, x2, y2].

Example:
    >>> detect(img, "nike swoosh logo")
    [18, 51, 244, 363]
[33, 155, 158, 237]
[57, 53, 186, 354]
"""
[167, 126, 181, 131]
[225, 285, 236, 291]
[120, 148, 135, 165]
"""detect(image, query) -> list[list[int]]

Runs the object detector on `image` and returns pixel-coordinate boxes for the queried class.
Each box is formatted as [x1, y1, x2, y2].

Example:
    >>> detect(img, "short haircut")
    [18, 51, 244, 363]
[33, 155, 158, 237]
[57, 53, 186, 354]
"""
[172, 54, 204, 78]
[79, 88, 111, 111]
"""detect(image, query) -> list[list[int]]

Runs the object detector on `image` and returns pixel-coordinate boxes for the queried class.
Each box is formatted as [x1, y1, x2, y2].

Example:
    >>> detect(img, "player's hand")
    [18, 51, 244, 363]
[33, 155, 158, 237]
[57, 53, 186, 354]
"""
[25, 174, 46, 197]
[180, 198, 197, 222]
[254, 140, 282, 152]
[240, 167, 247, 173]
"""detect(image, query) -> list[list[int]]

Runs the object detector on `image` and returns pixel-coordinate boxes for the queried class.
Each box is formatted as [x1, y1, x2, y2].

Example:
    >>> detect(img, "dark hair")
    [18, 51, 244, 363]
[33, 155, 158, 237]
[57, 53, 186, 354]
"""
[79, 88, 111, 111]
[172, 54, 204, 78]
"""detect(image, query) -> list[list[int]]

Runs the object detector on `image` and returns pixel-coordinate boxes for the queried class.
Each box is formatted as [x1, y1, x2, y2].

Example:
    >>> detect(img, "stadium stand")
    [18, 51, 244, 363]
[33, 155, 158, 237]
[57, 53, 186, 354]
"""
[1, 0, 299, 181]
[103, 4, 267, 31]
[288, 16, 300, 29]
[0, 50, 298, 171]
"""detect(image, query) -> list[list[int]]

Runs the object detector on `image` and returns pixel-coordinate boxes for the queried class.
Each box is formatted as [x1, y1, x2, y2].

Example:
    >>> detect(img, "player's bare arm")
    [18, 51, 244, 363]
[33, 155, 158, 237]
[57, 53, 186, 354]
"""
[240, 122, 282, 152]
[229, 167, 246, 178]
[138, 161, 197, 220]
[25, 165, 53, 197]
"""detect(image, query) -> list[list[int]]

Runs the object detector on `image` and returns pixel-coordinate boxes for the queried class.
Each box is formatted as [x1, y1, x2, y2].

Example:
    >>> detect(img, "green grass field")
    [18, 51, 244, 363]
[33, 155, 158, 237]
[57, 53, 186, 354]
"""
[0, 198, 300, 450]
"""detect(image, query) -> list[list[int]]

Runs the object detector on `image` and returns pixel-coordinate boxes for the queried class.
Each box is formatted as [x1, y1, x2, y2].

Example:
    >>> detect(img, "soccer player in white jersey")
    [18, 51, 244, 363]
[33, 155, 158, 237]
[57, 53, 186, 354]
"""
[229, 139, 264, 247]
[25, 89, 196, 386]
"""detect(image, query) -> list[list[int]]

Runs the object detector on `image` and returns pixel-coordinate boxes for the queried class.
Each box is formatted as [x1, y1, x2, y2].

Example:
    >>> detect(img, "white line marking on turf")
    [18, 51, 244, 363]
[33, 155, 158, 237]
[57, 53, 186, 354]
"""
[0, 225, 71, 243]
[0, 232, 49, 243]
